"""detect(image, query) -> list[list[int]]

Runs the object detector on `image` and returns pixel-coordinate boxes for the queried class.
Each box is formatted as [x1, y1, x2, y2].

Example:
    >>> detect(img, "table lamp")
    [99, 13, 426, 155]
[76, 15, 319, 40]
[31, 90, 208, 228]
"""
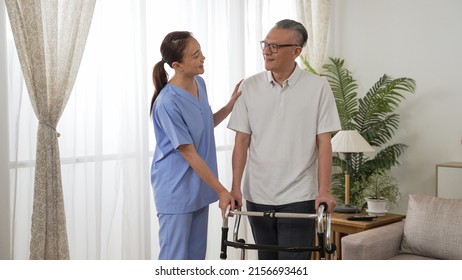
[331, 130, 374, 213]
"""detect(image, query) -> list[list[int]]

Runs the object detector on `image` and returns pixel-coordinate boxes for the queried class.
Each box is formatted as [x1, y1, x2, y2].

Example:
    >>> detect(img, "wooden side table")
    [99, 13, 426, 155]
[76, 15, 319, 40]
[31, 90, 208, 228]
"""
[330, 212, 406, 259]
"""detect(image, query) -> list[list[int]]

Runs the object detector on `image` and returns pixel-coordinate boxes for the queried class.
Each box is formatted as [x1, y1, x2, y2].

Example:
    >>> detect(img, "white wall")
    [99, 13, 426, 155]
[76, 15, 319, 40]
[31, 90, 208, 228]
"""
[329, 0, 462, 214]
[0, 1, 11, 259]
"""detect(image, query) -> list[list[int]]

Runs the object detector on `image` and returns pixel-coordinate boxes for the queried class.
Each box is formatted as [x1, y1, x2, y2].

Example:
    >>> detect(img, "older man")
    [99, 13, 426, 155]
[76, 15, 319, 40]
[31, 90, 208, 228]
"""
[228, 19, 341, 260]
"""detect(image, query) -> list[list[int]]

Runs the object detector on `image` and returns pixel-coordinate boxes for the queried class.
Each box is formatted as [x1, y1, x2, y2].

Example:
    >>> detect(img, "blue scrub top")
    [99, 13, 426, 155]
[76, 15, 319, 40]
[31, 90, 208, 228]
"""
[151, 76, 219, 214]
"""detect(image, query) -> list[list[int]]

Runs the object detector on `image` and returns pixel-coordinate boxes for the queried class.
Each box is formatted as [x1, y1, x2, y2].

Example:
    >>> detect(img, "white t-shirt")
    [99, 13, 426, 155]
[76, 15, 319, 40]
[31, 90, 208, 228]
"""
[228, 64, 341, 205]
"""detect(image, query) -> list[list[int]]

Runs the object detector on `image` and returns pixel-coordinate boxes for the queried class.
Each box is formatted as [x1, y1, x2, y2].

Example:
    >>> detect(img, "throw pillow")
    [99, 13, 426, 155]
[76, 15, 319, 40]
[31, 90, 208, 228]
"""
[400, 193, 462, 259]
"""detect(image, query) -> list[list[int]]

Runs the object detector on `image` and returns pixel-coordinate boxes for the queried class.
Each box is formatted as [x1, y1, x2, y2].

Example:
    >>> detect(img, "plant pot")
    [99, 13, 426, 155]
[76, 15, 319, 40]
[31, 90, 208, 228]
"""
[365, 198, 388, 216]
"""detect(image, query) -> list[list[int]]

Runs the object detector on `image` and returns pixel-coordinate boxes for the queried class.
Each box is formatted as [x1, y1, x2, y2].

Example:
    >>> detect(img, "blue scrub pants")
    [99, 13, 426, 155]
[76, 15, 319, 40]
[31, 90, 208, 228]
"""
[246, 200, 315, 260]
[157, 205, 209, 260]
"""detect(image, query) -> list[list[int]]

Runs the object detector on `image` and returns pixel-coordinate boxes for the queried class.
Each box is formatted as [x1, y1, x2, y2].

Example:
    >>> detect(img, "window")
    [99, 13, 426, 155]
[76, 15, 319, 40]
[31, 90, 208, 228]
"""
[5, 0, 296, 259]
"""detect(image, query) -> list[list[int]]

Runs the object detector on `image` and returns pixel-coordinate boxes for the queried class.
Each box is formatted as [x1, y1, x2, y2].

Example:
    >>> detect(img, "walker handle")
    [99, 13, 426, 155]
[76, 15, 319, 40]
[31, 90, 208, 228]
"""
[319, 202, 328, 212]
[317, 202, 328, 234]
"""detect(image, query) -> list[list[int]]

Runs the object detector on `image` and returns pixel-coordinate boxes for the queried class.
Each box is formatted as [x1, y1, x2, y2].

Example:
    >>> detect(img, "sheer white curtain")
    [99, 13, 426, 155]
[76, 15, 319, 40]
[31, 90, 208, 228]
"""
[6, 0, 296, 260]
[0, 1, 11, 260]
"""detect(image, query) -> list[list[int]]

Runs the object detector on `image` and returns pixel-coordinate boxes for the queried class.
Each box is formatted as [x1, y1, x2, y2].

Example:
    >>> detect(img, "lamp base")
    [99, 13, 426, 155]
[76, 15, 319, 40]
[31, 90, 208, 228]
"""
[334, 204, 360, 213]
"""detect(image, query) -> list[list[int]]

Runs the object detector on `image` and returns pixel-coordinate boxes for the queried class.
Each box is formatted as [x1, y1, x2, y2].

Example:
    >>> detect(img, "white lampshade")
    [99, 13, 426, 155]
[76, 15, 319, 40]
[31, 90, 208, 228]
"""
[331, 130, 374, 153]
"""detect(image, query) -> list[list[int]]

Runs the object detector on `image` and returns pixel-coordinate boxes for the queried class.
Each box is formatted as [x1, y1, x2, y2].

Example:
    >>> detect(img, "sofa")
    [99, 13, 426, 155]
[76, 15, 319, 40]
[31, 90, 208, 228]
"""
[341, 193, 462, 260]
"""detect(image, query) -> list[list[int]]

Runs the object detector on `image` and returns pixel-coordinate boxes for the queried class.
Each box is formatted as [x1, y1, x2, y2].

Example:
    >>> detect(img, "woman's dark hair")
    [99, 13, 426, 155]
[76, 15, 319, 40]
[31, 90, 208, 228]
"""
[150, 31, 193, 115]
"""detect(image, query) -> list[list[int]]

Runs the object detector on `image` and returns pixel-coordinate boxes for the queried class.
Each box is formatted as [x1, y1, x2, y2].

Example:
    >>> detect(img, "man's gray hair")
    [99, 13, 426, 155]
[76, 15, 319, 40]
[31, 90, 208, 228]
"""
[274, 19, 308, 47]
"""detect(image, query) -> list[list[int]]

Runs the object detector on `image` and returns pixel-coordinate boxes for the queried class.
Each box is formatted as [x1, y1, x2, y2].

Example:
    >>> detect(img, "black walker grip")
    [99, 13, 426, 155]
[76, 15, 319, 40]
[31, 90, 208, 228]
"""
[220, 227, 229, 260]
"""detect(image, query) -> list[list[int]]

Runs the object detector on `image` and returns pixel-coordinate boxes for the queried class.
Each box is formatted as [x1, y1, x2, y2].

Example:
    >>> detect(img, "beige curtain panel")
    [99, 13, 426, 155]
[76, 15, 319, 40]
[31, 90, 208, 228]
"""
[297, 0, 332, 73]
[5, 0, 96, 259]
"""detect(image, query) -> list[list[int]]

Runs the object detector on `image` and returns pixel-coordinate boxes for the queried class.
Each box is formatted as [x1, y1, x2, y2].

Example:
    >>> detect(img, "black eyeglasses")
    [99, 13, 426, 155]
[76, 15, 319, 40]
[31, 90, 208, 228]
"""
[260, 41, 300, 53]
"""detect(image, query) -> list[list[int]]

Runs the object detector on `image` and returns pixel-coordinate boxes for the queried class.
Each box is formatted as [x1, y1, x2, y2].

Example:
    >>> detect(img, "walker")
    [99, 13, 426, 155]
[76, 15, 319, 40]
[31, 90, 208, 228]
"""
[220, 203, 337, 260]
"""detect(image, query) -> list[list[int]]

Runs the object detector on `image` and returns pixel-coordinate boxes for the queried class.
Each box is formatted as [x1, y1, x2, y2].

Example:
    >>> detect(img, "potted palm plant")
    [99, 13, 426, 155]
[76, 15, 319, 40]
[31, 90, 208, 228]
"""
[301, 57, 415, 209]
[357, 169, 401, 215]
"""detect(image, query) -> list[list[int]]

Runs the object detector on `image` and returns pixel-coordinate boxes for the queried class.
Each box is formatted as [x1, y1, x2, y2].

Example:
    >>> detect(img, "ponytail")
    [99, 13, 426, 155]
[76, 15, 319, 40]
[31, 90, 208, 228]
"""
[150, 31, 192, 116]
[150, 60, 168, 116]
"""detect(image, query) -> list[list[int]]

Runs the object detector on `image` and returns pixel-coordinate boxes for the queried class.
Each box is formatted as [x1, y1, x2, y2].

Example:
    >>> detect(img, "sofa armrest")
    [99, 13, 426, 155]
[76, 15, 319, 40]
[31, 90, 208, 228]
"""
[341, 220, 404, 260]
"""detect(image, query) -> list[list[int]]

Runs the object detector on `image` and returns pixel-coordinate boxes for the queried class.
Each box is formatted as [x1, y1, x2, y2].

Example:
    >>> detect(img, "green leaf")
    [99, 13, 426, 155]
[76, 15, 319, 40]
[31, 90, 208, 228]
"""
[301, 57, 415, 209]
